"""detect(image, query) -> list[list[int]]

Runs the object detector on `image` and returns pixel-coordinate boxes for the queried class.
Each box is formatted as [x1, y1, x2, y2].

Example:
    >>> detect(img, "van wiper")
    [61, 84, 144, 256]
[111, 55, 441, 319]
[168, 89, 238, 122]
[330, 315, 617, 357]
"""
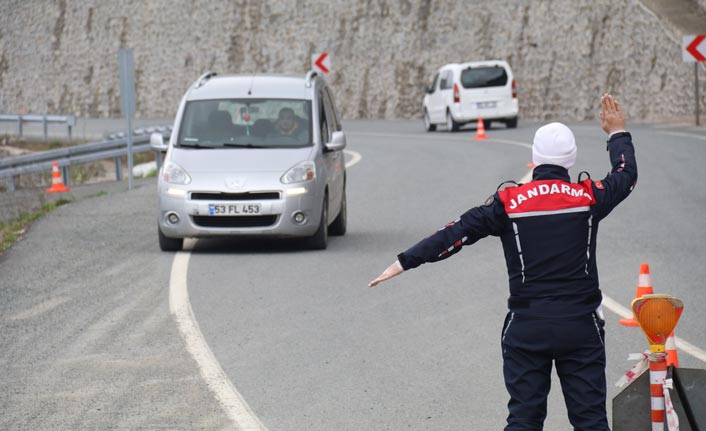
[222, 142, 268, 148]
[178, 141, 217, 148]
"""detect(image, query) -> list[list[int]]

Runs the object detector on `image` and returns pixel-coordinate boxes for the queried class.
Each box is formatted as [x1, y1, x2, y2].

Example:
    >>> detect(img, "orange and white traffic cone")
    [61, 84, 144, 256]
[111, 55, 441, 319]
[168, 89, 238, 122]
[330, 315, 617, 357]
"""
[666, 331, 679, 368]
[45, 161, 70, 193]
[619, 263, 654, 327]
[474, 118, 488, 140]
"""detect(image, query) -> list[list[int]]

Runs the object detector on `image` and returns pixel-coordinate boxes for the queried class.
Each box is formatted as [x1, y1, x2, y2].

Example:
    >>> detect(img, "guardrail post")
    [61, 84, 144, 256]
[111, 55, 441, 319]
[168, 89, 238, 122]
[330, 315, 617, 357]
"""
[61, 165, 71, 186]
[7, 176, 16, 192]
[115, 156, 123, 181]
[18, 115, 23, 137]
[43, 115, 48, 142]
[154, 150, 163, 172]
[67, 115, 76, 144]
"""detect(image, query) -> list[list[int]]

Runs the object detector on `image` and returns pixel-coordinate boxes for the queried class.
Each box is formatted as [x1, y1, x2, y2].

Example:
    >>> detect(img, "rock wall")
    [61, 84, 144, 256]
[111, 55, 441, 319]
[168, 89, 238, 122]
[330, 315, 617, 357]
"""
[0, 0, 704, 122]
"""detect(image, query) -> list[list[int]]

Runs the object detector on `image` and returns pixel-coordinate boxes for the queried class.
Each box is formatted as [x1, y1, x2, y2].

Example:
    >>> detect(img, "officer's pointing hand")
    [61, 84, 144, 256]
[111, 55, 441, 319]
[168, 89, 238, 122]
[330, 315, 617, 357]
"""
[600, 93, 626, 135]
[368, 260, 404, 287]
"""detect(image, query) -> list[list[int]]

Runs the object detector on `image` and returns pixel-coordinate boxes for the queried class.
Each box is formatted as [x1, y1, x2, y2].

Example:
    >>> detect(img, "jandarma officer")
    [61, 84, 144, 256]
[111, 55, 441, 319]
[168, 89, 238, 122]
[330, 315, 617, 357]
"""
[369, 94, 637, 431]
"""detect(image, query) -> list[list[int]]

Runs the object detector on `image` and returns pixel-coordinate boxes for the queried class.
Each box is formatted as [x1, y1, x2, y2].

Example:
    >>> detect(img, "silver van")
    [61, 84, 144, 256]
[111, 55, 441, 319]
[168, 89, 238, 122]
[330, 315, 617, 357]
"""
[151, 71, 347, 251]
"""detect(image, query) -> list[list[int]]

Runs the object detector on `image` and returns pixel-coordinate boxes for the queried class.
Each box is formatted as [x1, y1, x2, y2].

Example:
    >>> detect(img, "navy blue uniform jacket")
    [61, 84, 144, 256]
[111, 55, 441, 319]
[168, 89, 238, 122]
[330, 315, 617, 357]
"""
[397, 132, 637, 317]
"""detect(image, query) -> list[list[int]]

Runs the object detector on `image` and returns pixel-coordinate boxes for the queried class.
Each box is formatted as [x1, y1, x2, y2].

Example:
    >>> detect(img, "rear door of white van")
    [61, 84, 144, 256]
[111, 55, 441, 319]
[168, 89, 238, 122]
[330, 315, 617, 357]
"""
[457, 64, 512, 120]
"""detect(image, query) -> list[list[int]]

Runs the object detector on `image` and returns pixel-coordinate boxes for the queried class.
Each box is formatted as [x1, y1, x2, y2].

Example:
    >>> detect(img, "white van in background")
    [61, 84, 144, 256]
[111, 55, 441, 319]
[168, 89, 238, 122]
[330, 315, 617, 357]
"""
[422, 60, 518, 132]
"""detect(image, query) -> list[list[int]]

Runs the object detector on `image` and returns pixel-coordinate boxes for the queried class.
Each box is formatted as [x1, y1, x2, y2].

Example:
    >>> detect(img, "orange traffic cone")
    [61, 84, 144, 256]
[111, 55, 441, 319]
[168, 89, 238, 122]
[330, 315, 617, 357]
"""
[619, 263, 654, 326]
[45, 161, 71, 193]
[666, 331, 679, 368]
[474, 118, 488, 140]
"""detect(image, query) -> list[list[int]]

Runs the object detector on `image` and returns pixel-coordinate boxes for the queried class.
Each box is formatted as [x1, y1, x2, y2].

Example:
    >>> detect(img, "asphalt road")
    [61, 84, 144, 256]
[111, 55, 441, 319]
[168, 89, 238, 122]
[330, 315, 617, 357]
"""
[1, 119, 705, 430]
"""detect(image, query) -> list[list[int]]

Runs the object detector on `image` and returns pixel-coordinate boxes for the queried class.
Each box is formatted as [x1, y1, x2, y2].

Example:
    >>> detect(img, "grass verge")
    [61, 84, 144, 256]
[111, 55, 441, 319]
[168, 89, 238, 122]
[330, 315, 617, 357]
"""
[0, 198, 72, 254]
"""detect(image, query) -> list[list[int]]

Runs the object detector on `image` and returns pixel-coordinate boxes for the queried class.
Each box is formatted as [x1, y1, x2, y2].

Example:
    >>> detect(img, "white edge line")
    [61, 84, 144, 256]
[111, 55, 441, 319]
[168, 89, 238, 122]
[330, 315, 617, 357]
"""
[169, 251, 269, 431]
[601, 294, 706, 364]
[344, 149, 362, 168]
[518, 169, 533, 184]
[657, 130, 706, 141]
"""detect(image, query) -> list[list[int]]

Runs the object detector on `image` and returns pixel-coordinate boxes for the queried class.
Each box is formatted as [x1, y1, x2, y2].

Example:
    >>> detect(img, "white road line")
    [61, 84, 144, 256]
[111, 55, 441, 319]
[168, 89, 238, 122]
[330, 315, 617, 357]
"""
[7, 296, 70, 321]
[490, 138, 531, 149]
[169, 151, 363, 429]
[601, 294, 706, 363]
[519, 169, 533, 184]
[344, 149, 362, 168]
[169, 252, 269, 431]
[657, 130, 706, 141]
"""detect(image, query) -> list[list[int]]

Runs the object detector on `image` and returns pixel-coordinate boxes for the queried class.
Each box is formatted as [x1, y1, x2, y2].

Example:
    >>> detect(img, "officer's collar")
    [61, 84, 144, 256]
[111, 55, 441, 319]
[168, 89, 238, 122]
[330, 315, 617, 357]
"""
[532, 164, 571, 182]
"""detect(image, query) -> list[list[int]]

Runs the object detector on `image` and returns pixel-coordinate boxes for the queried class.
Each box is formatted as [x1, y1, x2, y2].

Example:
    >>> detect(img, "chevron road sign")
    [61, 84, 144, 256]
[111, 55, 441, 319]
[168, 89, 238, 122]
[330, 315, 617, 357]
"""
[683, 35, 706, 62]
[682, 36, 705, 125]
[311, 52, 330, 74]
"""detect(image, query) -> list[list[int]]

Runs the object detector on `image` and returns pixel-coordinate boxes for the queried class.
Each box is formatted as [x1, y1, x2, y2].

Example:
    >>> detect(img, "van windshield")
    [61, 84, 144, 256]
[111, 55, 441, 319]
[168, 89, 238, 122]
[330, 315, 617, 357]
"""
[177, 99, 313, 148]
[460, 67, 508, 89]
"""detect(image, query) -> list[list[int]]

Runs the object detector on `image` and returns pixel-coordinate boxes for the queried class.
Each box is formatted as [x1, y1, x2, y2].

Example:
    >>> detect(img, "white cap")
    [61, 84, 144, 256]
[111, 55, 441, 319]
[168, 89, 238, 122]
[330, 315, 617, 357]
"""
[532, 122, 577, 169]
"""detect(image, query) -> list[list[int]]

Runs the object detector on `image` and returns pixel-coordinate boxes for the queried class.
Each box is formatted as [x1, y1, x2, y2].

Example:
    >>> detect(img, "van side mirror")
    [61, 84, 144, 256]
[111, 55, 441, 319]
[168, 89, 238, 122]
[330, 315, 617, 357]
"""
[325, 131, 346, 151]
[150, 132, 168, 152]
[425, 85, 434, 94]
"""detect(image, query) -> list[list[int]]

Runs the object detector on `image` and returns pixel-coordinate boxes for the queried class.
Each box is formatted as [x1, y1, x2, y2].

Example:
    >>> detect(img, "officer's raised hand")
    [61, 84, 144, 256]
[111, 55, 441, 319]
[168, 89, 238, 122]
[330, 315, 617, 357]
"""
[600, 93, 626, 135]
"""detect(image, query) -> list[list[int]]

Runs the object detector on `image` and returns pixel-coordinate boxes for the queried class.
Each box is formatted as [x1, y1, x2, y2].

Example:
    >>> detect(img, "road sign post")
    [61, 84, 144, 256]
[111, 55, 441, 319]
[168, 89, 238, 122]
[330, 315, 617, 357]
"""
[697, 63, 700, 126]
[682, 35, 705, 126]
[119, 48, 136, 190]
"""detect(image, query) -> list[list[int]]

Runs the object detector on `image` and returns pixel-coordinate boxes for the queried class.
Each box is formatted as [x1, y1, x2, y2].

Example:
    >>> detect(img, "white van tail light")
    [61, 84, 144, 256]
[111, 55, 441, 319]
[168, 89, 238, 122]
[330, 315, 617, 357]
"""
[512, 79, 517, 99]
[453, 83, 460, 103]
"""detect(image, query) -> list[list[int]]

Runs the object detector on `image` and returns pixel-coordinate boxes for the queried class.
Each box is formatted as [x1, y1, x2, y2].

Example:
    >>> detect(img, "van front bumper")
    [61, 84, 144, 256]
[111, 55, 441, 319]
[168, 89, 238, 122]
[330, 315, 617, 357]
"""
[157, 185, 323, 239]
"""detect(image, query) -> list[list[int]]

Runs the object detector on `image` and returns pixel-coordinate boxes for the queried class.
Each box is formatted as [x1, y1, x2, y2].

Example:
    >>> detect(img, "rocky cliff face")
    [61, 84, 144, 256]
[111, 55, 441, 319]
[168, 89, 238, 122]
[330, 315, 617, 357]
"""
[0, 0, 704, 122]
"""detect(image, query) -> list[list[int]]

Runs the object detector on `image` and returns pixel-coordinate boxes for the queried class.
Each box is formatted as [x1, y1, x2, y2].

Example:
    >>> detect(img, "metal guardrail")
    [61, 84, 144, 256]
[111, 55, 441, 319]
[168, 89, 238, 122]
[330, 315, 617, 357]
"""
[104, 125, 172, 141]
[0, 114, 77, 142]
[0, 131, 170, 192]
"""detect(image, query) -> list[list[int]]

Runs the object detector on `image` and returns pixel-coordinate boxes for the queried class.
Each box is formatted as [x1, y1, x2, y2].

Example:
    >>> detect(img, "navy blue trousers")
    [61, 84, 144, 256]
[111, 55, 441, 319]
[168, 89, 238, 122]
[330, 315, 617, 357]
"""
[500, 312, 609, 431]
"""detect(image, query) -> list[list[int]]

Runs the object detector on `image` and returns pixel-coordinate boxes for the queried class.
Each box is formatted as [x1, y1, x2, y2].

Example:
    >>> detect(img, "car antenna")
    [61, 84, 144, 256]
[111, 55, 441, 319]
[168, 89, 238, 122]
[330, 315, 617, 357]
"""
[248, 75, 255, 95]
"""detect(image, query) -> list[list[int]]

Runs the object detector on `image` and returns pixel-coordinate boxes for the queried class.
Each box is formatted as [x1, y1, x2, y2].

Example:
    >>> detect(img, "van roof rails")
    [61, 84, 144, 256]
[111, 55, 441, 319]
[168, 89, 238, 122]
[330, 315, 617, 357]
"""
[305, 70, 318, 88]
[193, 71, 217, 89]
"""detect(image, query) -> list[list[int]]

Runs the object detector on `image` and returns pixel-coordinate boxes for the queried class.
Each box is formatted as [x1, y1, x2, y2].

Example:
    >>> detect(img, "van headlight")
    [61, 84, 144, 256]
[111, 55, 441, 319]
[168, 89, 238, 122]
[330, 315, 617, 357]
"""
[162, 161, 191, 185]
[281, 161, 315, 184]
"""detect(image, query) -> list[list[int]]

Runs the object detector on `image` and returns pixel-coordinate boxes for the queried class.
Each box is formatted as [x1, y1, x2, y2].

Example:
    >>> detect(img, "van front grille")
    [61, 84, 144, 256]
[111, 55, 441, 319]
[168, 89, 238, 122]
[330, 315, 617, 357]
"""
[190, 192, 280, 201]
[192, 215, 277, 228]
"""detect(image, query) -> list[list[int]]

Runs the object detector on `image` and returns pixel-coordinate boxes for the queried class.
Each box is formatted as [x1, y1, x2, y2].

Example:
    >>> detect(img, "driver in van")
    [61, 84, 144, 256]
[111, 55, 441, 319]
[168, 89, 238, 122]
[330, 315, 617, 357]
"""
[272, 107, 303, 138]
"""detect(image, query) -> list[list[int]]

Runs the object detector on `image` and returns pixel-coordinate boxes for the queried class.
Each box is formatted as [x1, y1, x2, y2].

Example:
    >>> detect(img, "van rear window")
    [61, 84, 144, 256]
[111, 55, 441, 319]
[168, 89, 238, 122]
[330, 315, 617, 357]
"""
[460, 67, 508, 89]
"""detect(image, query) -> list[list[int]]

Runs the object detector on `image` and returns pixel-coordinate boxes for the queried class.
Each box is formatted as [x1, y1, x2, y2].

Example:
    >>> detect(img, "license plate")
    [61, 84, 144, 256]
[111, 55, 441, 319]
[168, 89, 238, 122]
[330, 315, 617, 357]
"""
[477, 101, 497, 109]
[208, 203, 261, 215]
